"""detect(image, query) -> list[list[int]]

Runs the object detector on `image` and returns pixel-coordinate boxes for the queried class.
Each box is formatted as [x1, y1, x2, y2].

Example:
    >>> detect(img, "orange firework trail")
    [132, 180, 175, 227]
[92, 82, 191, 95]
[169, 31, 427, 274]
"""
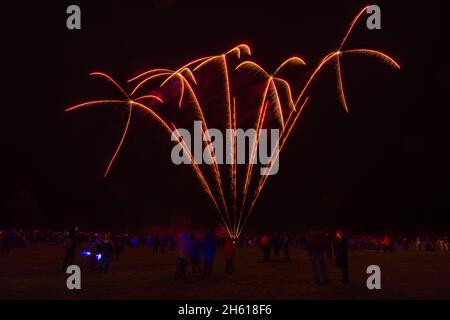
[66, 7, 399, 238]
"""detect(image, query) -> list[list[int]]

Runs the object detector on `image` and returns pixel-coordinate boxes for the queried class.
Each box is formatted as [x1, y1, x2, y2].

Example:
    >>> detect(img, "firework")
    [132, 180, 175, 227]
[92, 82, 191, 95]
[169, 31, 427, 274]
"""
[66, 6, 400, 238]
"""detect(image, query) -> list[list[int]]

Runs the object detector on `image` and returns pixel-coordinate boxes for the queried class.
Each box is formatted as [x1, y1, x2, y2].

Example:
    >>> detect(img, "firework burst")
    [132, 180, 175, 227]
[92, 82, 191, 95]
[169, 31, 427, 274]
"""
[66, 6, 400, 238]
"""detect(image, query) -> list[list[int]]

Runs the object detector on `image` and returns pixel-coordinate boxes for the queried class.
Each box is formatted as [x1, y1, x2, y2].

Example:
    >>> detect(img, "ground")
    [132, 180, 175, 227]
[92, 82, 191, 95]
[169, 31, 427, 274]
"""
[1, 245, 450, 299]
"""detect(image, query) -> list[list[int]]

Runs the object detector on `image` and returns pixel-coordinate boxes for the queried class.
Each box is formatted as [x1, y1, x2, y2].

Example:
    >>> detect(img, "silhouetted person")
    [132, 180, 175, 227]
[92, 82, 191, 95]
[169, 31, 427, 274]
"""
[113, 234, 124, 261]
[224, 237, 236, 273]
[402, 237, 409, 251]
[383, 235, 392, 253]
[176, 233, 190, 277]
[98, 234, 114, 273]
[88, 237, 102, 272]
[325, 232, 333, 259]
[260, 234, 271, 262]
[415, 236, 422, 251]
[273, 233, 281, 261]
[281, 233, 290, 261]
[62, 226, 78, 270]
[203, 232, 216, 276]
[191, 235, 201, 274]
[153, 235, 160, 255]
[160, 236, 167, 253]
[333, 230, 349, 284]
[1, 230, 12, 254]
[306, 231, 330, 285]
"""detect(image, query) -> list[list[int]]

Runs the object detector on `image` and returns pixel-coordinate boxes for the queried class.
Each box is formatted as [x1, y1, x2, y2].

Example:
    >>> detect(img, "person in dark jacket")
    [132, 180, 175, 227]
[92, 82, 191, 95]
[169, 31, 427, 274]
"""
[224, 237, 236, 273]
[152, 235, 160, 255]
[191, 235, 201, 274]
[333, 230, 349, 283]
[62, 226, 78, 270]
[176, 233, 190, 277]
[98, 233, 114, 273]
[273, 233, 282, 261]
[203, 232, 216, 276]
[325, 232, 333, 259]
[260, 234, 271, 262]
[113, 233, 124, 261]
[281, 233, 290, 261]
[306, 231, 330, 285]
[1, 230, 12, 254]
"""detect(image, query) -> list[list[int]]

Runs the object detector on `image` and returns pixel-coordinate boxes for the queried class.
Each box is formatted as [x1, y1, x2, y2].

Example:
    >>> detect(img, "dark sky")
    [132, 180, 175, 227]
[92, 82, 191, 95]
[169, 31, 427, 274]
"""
[2, 0, 448, 233]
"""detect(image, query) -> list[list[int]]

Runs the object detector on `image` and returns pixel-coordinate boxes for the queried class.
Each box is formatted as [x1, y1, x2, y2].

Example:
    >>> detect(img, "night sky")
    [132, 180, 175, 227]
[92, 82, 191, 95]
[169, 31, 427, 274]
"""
[2, 0, 448, 233]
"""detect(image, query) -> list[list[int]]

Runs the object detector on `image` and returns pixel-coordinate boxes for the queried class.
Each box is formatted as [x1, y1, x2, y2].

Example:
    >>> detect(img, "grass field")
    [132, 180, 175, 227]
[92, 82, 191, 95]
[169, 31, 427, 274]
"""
[1, 245, 449, 299]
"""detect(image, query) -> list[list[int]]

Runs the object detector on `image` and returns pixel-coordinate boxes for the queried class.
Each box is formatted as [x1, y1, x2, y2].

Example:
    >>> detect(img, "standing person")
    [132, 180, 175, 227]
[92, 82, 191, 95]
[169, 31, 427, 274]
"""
[260, 234, 271, 262]
[325, 232, 333, 259]
[402, 237, 409, 251]
[113, 233, 124, 261]
[145, 234, 152, 248]
[273, 233, 281, 261]
[1, 230, 12, 254]
[88, 235, 102, 272]
[383, 235, 392, 253]
[333, 230, 349, 284]
[438, 237, 445, 252]
[281, 233, 290, 261]
[62, 226, 78, 270]
[224, 237, 236, 273]
[160, 236, 167, 253]
[415, 236, 421, 251]
[191, 235, 201, 274]
[203, 232, 216, 276]
[153, 234, 160, 255]
[98, 233, 114, 273]
[306, 231, 330, 285]
[176, 233, 190, 277]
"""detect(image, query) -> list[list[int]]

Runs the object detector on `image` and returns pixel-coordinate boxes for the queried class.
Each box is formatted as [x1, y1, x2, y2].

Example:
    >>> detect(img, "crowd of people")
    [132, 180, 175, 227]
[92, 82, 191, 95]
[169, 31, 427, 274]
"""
[1, 227, 449, 285]
[2, 228, 449, 253]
